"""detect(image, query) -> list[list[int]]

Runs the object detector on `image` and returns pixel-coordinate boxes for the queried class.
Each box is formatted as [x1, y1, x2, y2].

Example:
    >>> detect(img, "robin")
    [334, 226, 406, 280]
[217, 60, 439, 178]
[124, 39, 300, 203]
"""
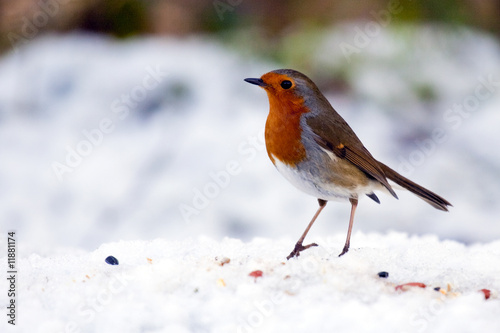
[244, 69, 451, 260]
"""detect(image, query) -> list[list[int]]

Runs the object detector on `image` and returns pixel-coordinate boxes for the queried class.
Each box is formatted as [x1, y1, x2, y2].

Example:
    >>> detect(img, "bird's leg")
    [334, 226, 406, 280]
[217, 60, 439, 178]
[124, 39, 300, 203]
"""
[338, 197, 358, 257]
[287, 199, 327, 260]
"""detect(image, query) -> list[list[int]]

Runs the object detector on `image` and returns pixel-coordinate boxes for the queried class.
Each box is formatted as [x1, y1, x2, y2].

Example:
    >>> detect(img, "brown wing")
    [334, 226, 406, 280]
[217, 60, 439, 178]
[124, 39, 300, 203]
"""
[305, 105, 398, 199]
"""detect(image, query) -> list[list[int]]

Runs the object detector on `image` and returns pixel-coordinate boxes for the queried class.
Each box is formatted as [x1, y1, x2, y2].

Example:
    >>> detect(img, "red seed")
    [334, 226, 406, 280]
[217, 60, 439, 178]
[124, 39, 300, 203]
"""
[480, 289, 491, 300]
[395, 282, 426, 291]
[249, 270, 263, 278]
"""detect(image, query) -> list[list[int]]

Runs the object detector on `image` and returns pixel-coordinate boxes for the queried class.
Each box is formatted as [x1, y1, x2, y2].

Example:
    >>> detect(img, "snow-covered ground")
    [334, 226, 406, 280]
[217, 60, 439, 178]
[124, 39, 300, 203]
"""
[0, 24, 500, 332]
[5, 234, 500, 333]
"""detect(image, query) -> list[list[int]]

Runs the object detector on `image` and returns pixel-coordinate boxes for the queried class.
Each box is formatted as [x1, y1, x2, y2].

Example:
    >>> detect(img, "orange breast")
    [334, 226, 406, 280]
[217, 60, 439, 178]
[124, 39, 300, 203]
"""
[265, 92, 309, 167]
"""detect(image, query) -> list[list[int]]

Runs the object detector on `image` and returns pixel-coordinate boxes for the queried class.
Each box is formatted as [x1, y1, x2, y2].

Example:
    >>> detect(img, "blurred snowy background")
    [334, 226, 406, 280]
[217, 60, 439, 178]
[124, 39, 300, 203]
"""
[1, 0, 500, 255]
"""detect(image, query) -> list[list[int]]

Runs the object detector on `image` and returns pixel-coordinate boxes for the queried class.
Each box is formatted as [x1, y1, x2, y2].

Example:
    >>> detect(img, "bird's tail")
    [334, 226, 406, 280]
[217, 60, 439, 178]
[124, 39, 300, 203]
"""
[379, 162, 452, 211]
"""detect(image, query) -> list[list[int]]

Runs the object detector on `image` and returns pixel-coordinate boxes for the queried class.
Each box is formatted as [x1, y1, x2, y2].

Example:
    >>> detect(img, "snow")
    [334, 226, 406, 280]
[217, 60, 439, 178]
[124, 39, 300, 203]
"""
[0, 24, 500, 332]
[4, 234, 500, 332]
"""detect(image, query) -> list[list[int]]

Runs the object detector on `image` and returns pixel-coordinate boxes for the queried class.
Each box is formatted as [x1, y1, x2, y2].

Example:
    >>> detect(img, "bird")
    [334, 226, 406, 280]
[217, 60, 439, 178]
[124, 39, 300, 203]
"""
[244, 69, 452, 260]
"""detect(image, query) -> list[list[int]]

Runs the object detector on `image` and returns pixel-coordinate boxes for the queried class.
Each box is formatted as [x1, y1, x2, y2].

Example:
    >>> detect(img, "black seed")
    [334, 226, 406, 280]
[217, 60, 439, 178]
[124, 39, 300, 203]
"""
[377, 271, 389, 278]
[434, 287, 441, 291]
[105, 256, 119, 265]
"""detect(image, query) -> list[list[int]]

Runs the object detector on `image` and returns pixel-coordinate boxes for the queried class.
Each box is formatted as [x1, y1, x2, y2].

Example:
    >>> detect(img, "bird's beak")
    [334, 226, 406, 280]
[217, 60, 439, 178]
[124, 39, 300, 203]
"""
[244, 78, 267, 87]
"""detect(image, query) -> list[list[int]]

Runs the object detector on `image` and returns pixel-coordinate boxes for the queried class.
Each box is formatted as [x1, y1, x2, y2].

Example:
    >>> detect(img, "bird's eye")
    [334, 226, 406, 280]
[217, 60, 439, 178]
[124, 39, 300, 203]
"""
[280, 80, 292, 89]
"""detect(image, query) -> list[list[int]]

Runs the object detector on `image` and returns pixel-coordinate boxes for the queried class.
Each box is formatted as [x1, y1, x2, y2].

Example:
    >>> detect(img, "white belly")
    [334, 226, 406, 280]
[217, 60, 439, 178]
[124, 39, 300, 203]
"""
[272, 154, 379, 202]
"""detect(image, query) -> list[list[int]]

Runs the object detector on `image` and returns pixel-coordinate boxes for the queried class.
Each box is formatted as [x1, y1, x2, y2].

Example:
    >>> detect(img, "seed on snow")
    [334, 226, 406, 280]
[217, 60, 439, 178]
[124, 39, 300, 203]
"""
[105, 256, 119, 265]
[377, 271, 389, 278]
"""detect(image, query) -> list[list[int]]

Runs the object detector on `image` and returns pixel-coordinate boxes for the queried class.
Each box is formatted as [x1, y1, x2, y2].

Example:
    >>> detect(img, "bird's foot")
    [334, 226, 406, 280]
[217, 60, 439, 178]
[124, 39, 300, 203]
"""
[338, 244, 349, 257]
[286, 242, 318, 260]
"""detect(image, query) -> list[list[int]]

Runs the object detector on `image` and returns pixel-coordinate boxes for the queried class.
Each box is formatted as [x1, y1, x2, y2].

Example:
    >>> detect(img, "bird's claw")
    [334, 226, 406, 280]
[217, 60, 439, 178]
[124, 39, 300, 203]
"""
[286, 242, 318, 260]
[338, 244, 349, 257]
